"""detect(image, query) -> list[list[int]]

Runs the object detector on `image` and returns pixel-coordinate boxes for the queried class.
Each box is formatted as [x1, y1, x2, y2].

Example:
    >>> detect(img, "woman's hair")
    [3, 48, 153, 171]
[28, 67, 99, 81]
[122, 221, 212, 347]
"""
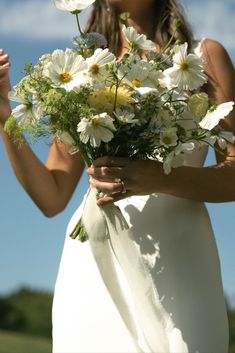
[85, 0, 194, 55]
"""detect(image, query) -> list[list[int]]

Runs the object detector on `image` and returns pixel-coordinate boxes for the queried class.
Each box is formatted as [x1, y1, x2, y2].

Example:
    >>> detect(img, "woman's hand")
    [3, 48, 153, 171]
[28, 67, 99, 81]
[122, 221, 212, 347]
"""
[87, 156, 165, 206]
[0, 49, 11, 126]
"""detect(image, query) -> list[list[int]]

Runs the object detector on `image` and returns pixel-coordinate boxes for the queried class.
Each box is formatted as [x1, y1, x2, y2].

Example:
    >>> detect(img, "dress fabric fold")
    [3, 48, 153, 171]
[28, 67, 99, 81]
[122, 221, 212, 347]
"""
[52, 144, 229, 353]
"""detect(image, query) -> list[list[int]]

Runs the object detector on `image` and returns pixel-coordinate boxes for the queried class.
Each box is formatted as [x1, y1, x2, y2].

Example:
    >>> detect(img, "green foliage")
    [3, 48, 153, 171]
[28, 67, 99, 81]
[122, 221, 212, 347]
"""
[0, 298, 26, 331]
[229, 308, 235, 353]
[41, 87, 93, 130]
[0, 288, 53, 338]
[0, 286, 235, 352]
[23, 63, 34, 75]
[4, 116, 25, 146]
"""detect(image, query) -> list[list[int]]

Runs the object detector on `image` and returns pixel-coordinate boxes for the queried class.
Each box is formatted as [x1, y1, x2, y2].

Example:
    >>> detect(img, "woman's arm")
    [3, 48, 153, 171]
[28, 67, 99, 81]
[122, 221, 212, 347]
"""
[88, 39, 235, 205]
[0, 50, 84, 216]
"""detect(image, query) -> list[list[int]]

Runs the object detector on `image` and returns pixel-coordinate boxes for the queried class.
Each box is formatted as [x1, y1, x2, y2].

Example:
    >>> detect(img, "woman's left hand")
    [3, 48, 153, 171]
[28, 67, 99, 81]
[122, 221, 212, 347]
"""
[87, 156, 165, 206]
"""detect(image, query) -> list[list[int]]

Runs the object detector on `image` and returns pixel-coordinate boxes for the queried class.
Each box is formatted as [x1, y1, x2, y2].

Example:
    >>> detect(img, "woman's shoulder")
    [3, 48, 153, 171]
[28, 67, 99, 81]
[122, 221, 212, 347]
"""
[195, 38, 234, 82]
[198, 38, 232, 66]
[197, 38, 234, 104]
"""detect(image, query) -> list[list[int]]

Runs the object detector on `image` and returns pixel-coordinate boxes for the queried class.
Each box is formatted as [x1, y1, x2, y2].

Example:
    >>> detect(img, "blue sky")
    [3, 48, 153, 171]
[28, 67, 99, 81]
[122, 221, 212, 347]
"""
[0, 0, 235, 306]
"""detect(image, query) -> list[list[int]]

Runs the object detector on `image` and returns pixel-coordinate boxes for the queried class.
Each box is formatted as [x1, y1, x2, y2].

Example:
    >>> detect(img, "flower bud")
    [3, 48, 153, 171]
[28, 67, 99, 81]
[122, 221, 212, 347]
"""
[188, 92, 209, 120]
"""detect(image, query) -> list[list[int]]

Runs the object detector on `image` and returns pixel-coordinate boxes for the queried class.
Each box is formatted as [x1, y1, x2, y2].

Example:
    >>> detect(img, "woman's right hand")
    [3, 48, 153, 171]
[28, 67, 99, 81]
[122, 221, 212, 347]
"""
[0, 49, 11, 126]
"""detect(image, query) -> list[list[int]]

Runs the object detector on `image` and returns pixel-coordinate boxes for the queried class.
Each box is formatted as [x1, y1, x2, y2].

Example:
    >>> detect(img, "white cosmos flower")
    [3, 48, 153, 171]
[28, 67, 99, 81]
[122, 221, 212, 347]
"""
[199, 101, 234, 130]
[137, 87, 159, 96]
[53, 0, 95, 13]
[77, 112, 116, 147]
[162, 43, 207, 91]
[43, 48, 87, 91]
[122, 25, 156, 51]
[162, 142, 195, 174]
[11, 104, 32, 125]
[9, 91, 42, 126]
[86, 48, 115, 87]
[160, 127, 178, 147]
[163, 151, 184, 175]
[119, 60, 159, 90]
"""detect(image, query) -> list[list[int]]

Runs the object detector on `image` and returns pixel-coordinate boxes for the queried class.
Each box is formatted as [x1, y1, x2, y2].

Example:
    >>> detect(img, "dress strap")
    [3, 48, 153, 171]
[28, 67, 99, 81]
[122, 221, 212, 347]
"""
[192, 38, 206, 56]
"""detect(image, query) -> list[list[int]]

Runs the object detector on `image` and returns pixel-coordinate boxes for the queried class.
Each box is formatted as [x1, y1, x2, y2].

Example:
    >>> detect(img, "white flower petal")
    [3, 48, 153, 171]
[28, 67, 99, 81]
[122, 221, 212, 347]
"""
[199, 102, 234, 130]
[12, 104, 28, 118]
[43, 48, 88, 91]
[8, 91, 27, 104]
[53, 0, 95, 12]
[77, 113, 116, 148]
[163, 43, 207, 91]
[122, 25, 156, 51]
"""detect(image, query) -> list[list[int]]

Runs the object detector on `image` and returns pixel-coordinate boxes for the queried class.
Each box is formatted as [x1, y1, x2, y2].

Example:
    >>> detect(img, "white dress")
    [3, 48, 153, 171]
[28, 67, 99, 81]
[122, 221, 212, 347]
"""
[52, 143, 229, 353]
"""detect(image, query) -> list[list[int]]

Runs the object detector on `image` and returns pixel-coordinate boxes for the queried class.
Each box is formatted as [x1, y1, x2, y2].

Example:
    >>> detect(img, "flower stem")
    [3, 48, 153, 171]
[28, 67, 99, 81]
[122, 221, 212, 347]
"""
[69, 218, 88, 242]
[75, 13, 84, 36]
[114, 79, 119, 112]
[160, 21, 180, 54]
[69, 129, 92, 167]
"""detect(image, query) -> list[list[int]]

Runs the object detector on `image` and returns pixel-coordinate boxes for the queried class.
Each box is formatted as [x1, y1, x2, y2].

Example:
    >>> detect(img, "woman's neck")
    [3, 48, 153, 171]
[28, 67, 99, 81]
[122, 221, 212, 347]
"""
[127, 17, 156, 41]
[109, 1, 156, 40]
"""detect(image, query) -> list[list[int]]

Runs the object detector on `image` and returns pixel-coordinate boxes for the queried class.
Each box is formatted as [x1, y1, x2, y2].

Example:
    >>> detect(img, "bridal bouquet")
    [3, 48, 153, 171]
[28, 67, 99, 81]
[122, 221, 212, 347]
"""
[5, 0, 234, 241]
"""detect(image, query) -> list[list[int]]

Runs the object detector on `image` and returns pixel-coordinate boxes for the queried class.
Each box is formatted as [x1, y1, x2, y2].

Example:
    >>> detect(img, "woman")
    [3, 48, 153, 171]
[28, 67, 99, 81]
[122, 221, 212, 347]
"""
[0, 0, 235, 352]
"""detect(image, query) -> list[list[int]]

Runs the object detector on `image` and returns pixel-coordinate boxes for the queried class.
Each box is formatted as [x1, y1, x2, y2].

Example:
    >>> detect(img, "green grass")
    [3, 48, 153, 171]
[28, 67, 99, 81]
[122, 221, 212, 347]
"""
[1, 328, 235, 353]
[0, 329, 52, 353]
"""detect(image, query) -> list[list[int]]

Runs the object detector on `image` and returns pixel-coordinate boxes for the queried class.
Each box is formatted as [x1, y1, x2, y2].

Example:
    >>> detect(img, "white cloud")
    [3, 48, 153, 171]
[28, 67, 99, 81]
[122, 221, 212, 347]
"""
[0, 0, 90, 40]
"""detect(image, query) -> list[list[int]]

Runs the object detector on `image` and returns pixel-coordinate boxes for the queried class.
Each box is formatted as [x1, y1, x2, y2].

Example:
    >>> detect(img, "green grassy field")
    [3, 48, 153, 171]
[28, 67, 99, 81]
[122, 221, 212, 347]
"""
[1, 328, 235, 353]
[0, 330, 52, 353]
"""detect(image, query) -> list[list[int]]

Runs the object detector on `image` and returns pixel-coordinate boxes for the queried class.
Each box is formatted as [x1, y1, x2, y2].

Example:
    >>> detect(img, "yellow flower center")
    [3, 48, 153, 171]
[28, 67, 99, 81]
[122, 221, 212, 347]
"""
[131, 79, 141, 87]
[162, 136, 172, 145]
[90, 64, 100, 75]
[59, 71, 72, 83]
[91, 118, 101, 128]
[180, 61, 189, 71]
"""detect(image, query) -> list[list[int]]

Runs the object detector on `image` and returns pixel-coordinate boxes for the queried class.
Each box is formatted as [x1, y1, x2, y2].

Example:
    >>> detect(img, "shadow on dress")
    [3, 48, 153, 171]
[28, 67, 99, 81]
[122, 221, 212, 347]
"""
[123, 193, 228, 353]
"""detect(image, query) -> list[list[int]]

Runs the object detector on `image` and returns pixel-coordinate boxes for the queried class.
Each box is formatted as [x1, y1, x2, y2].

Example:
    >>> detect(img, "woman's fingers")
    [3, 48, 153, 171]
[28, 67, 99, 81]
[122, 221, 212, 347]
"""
[89, 176, 121, 183]
[87, 165, 123, 179]
[0, 51, 10, 78]
[89, 173, 131, 205]
[0, 50, 10, 65]
[0, 63, 10, 75]
[92, 156, 130, 167]
[0, 54, 9, 65]
[96, 190, 132, 206]
[90, 177, 126, 194]
[87, 157, 132, 196]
